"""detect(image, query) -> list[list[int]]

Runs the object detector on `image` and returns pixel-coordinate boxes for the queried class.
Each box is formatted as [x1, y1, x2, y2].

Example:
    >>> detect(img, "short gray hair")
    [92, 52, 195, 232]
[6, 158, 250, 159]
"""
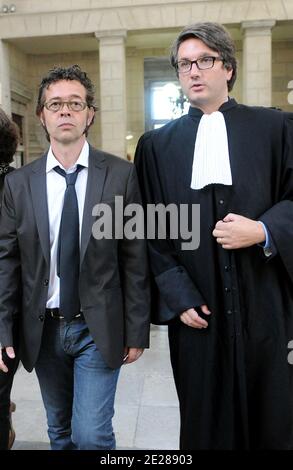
[170, 22, 237, 92]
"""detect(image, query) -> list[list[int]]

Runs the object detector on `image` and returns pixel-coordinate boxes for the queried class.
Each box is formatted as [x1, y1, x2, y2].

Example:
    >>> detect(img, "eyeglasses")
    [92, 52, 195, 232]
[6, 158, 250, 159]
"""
[175, 56, 223, 73]
[43, 101, 88, 112]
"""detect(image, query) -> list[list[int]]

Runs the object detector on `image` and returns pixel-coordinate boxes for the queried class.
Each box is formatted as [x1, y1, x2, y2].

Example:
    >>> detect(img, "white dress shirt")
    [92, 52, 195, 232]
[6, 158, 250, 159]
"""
[46, 141, 89, 308]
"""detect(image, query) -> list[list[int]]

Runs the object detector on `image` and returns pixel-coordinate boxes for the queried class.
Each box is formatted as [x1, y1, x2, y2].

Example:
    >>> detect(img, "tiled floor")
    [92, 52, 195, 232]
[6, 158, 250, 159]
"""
[11, 325, 180, 450]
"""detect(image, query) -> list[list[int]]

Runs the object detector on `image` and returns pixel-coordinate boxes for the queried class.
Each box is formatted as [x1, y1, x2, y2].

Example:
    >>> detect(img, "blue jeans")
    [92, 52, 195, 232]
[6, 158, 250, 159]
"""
[35, 317, 120, 450]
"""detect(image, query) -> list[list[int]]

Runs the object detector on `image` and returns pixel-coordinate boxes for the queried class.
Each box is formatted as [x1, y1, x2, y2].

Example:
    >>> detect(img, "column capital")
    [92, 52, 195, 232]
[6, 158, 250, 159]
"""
[95, 29, 127, 44]
[241, 20, 276, 36]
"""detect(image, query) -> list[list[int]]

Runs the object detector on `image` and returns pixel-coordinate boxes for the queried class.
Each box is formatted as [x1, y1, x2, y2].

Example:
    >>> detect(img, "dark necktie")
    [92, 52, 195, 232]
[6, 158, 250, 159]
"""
[54, 164, 83, 321]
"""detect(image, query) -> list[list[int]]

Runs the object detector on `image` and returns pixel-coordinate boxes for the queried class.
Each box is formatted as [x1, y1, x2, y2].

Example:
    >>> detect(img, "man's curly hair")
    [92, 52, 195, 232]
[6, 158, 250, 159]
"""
[36, 64, 97, 116]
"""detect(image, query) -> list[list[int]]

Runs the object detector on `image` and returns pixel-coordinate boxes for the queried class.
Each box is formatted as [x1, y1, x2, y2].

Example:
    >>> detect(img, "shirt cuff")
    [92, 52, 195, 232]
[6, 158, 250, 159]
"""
[257, 221, 272, 257]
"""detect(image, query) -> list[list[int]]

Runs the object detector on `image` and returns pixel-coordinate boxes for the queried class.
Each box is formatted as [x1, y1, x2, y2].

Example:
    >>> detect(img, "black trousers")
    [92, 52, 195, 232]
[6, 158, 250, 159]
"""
[0, 324, 19, 450]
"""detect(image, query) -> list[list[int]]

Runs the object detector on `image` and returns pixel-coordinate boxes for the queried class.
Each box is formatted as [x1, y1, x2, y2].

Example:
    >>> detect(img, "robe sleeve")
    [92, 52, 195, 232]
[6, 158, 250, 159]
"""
[135, 133, 205, 324]
[259, 114, 293, 284]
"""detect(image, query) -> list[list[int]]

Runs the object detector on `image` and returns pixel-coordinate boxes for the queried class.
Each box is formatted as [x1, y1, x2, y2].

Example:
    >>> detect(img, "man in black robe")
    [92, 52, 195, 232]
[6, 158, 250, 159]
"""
[135, 22, 293, 450]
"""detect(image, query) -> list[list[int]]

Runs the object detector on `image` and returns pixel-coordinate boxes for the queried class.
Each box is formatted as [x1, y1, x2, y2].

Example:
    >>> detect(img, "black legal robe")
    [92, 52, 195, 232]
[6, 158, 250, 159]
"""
[135, 99, 293, 449]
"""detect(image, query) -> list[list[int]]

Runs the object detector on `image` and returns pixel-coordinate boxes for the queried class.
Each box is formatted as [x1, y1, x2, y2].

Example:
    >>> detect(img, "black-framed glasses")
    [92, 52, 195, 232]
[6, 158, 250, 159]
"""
[175, 56, 223, 73]
[43, 101, 88, 112]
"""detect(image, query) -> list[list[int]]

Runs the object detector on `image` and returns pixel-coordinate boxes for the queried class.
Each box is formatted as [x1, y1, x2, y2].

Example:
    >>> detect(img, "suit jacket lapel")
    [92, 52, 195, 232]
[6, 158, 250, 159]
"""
[80, 146, 107, 265]
[29, 154, 50, 266]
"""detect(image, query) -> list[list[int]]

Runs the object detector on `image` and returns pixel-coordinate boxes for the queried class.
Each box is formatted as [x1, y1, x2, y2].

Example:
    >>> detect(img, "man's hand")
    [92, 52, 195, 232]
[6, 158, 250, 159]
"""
[123, 347, 144, 365]
[212, 213, 265, 249]
[180, 305, 211, 329]
[0, 346, 15, 373]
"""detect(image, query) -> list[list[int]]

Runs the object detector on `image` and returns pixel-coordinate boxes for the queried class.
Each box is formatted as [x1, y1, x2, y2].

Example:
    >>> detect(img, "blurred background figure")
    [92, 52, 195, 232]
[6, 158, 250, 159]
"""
[0, 107, 19, 450]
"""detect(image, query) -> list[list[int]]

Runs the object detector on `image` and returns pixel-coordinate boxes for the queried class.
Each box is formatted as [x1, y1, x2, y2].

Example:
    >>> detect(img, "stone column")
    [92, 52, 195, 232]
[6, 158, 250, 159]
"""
[241, 20, 276, 106]
[95, 30, 127, 158]
[0, 39, 11, 115]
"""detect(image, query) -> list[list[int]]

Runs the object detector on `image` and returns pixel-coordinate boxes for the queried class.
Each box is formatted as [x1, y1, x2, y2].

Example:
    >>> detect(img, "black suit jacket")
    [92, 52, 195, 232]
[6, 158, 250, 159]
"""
[0, 146, 150, 371]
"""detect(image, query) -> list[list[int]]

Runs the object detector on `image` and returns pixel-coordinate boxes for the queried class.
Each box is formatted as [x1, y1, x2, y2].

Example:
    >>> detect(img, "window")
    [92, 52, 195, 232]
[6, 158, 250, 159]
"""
[144, 58, 189, 131]
[149, 81, 188, 130]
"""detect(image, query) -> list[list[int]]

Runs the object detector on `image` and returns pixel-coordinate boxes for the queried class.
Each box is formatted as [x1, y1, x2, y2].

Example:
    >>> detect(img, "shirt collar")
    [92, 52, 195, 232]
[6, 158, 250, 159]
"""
[46, 141, 89, 173]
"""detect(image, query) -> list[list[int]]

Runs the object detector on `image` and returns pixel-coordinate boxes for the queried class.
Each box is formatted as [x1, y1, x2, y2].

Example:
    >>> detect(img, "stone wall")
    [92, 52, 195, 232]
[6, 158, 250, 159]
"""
[1, 0, 293, 161]
[1, 1, 293, 39]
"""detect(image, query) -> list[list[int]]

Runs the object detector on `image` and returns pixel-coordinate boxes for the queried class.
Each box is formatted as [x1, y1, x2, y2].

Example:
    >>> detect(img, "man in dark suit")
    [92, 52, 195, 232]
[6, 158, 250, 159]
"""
[0, 65, 150, 450]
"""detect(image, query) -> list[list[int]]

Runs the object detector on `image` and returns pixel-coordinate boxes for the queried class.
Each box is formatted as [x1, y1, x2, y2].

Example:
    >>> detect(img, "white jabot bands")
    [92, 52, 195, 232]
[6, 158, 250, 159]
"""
[190, 111, 232, 190]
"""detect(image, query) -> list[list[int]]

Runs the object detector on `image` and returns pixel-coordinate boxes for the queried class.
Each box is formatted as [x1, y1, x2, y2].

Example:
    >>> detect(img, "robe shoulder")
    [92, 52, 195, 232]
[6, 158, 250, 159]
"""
[137, 104, 293, 153]
[235, 103, 293, 123]
[137, 115, 189, 146]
